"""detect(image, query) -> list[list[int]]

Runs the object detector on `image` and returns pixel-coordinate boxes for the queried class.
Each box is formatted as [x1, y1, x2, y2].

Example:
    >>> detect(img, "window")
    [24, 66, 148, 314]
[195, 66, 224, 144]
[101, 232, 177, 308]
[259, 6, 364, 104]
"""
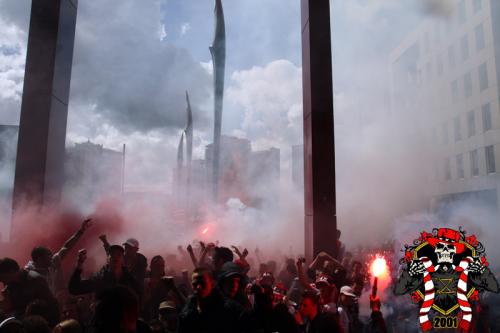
[478, 62, 488, 91]
[432, 127, 437, 144]
[460, 35, 469, 61]
[426, 62, 432, 79]
[470, 150, 479, 176]
[482, 103, 492, 131]
[451, 80, 459, 102]
[448, 45, 456, 68]
[437, 55, 444, 76]
[467, 110, 476, 137]
[445, 157, 451, 180]
[463, 72, 472, 98]
[456, 154, 465, 178]
[475, 24, 485, 50]
[485, 145, 496, 173]
[454, 117, 462, 141]
[458, 0, 466, 24]
[442, 123, 449, 144]
[473, 0, 482, 13]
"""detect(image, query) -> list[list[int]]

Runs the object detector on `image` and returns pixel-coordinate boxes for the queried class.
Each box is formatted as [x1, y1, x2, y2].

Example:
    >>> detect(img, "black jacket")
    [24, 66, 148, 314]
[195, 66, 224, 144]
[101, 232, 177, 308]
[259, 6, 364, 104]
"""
[178, 288, 255, 333]
[68, 265, 140, 298]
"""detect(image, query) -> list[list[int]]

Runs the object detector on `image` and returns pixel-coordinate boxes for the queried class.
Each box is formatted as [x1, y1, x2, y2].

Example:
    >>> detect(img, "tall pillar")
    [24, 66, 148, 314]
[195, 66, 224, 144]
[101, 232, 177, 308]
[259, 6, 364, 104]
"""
[12, 0, 78, 236]
[301, 0, 337, 259]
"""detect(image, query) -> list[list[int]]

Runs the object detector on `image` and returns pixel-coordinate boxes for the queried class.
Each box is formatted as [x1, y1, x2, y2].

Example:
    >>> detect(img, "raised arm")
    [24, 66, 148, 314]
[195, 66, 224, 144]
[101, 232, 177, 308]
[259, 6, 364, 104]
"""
[68, 249, 97, 295]
[296, 257, 314, 291]
[98, 234, 111, 254]
[55, 219, 92, 260]
[186, 244, 198, 268]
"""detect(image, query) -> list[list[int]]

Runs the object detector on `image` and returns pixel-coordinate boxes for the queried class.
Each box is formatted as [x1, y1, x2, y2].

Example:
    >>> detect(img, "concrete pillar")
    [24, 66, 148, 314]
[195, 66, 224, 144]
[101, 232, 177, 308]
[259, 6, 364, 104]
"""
[12, 0, 78, 236]
[301, 0, 337, 259]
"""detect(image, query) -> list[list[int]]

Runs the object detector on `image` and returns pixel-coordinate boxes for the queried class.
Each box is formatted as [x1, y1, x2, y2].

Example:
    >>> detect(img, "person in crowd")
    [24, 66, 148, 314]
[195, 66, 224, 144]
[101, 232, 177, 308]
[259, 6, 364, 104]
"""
[142, 256, 168, 322]
[0, 317, 24, 333]
[211, 246, 233, 279]
[25, 219, 92, 294]
[177, 267, 229, 333]
[218, 261, 248, 307]
[277, 258, 298, 290]
[297, 290, 340, 333]
[92, 286, 151, 333]
[338, 285, 362, 333]
[22, 315, 50, 333]
[0, 258, 59, 327]
[68, 245, 140, 298]
[52, 319, 81, 333]
[157, 301, 178, 333]
[314, 275, 337, 314]
[99, 236, 147, 295]
[364, 294, 387, 333]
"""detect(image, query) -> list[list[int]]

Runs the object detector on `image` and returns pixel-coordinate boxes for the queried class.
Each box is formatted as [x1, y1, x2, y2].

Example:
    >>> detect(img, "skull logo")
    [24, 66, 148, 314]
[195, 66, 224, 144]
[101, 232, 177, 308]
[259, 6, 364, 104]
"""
[435, 242, 456, 264]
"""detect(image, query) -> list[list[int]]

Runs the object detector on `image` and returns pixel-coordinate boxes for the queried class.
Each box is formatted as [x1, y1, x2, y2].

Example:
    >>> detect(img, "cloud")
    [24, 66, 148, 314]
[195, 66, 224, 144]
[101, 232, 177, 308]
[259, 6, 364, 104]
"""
[158, 23, 167, 41]
[180, 22, 191, 36]
[67, 0, 212, 134]
[0, 0, 213, 135]
[227, 59, 302, 148]
[0, 14, 27, 122]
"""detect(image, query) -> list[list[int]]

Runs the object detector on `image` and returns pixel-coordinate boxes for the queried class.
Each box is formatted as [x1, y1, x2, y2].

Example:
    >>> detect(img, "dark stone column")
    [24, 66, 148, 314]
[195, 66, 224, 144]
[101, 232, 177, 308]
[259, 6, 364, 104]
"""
[12, 0, 77, 234]
[301, 0, 337, 259]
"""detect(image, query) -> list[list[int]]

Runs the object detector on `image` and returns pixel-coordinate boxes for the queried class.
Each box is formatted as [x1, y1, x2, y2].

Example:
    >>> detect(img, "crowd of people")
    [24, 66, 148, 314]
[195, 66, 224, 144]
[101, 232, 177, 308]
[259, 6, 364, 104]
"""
[0, 219, 499, 332]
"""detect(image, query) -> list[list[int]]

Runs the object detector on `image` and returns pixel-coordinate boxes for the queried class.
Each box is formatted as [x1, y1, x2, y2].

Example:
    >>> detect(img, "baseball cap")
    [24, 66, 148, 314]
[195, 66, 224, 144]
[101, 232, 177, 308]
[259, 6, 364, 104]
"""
[158, 300, 176, 311]
[340, 285, 357, 298]
[123, 238, 139, 249]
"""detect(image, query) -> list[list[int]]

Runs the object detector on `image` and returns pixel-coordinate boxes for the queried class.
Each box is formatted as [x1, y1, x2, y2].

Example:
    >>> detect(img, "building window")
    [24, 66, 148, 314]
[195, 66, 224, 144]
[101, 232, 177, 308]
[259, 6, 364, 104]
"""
[460, 35, 469, 61]
[475, 24, 485, 50]
[482, 103, 492, 131]
[478, 62, 488, 91]
[458, 0, 466, 24]
[432, 127, 437, 144]
[456, 154, 465, 178]
[467, 110, 476, 137]
[463, 72, 472, 98]
[454, 117, 462, 141]
[426, 62, 432, 79]
[451, 80, 459, 102]
[448, 45, 456, 68]
[470, 150, 479, 176]
[485, 145, 496, 173]
[442, 123, 449, 144]
[473, 0, 482, 13]
[437, 55, 444, 76]
[445, 157, 451, 180]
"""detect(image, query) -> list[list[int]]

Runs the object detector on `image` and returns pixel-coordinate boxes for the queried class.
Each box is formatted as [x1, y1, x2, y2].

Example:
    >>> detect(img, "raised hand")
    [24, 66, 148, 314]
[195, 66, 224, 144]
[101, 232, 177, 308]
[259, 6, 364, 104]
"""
[80, 218, 92, 232]
[408, 260, 426, 276]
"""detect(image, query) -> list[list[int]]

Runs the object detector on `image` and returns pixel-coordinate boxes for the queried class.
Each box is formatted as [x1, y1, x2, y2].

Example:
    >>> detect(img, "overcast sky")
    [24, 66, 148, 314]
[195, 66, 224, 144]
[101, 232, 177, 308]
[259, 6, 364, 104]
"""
[0, 0, 434, 190]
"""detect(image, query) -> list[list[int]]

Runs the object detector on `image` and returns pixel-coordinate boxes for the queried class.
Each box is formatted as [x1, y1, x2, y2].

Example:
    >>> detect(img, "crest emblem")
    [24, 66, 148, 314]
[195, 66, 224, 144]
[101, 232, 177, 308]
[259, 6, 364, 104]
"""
[394, 227, 499, 331]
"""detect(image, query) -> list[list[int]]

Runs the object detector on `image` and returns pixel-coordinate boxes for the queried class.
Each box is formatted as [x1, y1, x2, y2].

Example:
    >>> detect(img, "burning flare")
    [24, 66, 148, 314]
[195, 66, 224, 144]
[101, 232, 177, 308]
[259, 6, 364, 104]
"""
[371, 256, 388, 278]
[202, 227, 209, 235]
